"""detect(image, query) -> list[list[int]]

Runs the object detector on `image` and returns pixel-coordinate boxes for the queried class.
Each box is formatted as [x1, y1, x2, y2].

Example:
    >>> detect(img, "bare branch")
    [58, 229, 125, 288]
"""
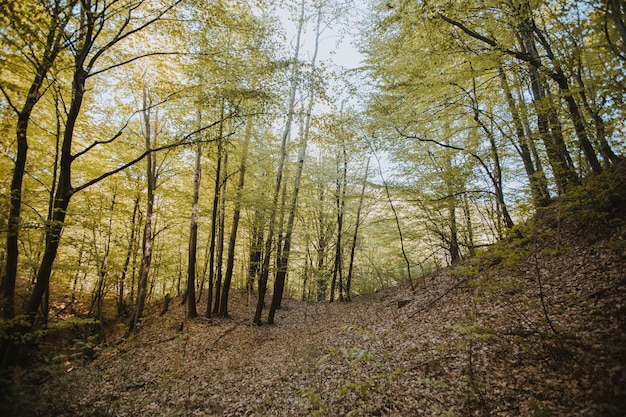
[88, 51, 217, 78]
[394, 127, 497, 188]
[0, 85, 20, 115]
[87, 0, 185, 72]
[72, 120, 130, 160]
[71, 114, 238, 195]
[437, 13, 543, 68]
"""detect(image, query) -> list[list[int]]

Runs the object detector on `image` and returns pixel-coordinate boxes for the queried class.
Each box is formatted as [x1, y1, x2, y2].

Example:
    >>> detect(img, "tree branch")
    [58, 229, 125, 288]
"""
[71, 114, 238, 195]
[87, 0, 185, 72]
[0, 85, 20, 115]
[394, 128, 498, 194]
[89, 51, 215, 78]
[437, 13, 543, 68]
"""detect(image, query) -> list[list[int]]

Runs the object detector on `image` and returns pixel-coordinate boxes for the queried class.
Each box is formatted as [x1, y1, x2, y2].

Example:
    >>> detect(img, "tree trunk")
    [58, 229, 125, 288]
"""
[186, 135, 203, 319]
[520, 35, 578, 194]
[314, 182, 331, 302]
[219, 116, 252, 317]
[462, 192, 476, 258]
[89, 190, 116, 325]
[205, 119, 224, 318]
[606, 0, 626, 61]
[472, 111, 514, 230]
[447, 186, 461, 263]
[330, 143, 347, 302]
[574, 69, 621, 167]
[118, 196, 140, 316]
[376, 154, 415, 291]
[267, 5, 322, 324]
[498, 68, 551, 207]
[1, 2, 73, 319]
[254, 0, 305, 326]
[129, 88, 158, 332]
[346, 157, 369, 302]
[530, 24, 602, 174]
[213, 150, 228, 315]
[25, 31, 92, 320]
[246, 210, 264, 305]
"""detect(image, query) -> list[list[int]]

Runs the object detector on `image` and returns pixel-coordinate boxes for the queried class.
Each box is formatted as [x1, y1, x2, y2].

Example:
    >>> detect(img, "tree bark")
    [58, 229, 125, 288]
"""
[498, 68, 551, 207]
[186, 134, 203, 319]
[129, 88, 158, 332]
[253, 0, 305, 325]
[438, 8, 582, 193]
[213, 150, 228, 315]
[1, 1, 75, 319]
[219, 116, 252, 317]
[246, 210, 264, 305]
[118, 195, 140, 316]
[267, 5, 322, 323]
[346, 157, 370, 302]
[205, 115, 224, 318]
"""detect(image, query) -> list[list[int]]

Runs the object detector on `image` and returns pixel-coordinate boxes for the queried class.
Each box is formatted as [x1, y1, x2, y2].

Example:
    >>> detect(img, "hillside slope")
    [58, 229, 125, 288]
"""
[4, 165, 626, 417]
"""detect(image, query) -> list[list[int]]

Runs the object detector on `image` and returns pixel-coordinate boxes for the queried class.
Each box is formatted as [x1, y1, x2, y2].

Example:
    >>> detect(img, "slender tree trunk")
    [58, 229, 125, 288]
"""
[247, 210, 264, 305]
[1, 1, 74, 320]
[346, 157, 369, 302]
[315, 185, 330, 302]
[529, 25, 602, 174]
[330, 144, 347, 302]
[186, 135, 203, 319]
[574, 68, 621, 167]
[219, 117, 252, 317]
[462, 192, 476, 258]
[205, 116, 224, 318]
[498, 68, 551, 207]
[254, 0, 305, 326]
[25, 39, 92, 321]
[475, 119, 514, 230]
[606, 0, 626, 61]
[375, 154, 415, 291]
[267, 120, 308, 323]
[316, 235, 328, 302]
[446, 177, 461, 263]
[513, 3, 579, 193]
[89, 190, 116, 321]
[267, 5, 322, 324]
[129, 88, 158, 332]
[213, 150, 228, 315]
[118, 196, 140, 316]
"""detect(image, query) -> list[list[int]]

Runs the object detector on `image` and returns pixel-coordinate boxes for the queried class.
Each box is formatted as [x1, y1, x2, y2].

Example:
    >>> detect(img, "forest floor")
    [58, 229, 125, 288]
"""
[4, 167, 626, 416]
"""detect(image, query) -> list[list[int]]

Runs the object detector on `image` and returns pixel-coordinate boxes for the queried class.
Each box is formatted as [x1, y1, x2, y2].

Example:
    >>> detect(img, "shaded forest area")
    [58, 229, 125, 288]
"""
[1, 0, 626, 414]
[3, 156, 626, 416]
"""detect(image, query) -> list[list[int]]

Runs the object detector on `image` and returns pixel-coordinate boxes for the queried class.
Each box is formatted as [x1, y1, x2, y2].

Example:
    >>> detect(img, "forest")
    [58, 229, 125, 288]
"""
[0, 0, 625, 415]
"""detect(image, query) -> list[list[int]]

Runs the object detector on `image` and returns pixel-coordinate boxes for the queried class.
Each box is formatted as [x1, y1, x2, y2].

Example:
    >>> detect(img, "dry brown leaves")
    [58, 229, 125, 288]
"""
[22, 209, 626, 417]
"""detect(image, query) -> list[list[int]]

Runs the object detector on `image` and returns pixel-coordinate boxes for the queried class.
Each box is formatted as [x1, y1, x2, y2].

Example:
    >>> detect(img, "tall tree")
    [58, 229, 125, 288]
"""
[186, 111, 203, 319]
[219, 115, 253, 317]
[129, 87, 159, 331]
[25, 0, 184, 325]
[254, 0, 306, 326]
[0, 0, 76, 319]
[267, 4, 325, 323]
[205, 114, 224, 318]
[346, 156, 370, 302]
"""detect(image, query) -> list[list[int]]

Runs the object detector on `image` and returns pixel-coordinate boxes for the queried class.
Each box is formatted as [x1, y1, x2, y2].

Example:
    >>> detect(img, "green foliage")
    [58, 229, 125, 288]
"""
[325, 344, 375, 368]
[451, 323, 494, 343]
[604, 240, 626, 253]
[338, 367, 401, 399]
[46, 316, 99, 331]
[299, 387, 327, 417]
[527, 397, 552, 417]
[0, 315, 46, 349]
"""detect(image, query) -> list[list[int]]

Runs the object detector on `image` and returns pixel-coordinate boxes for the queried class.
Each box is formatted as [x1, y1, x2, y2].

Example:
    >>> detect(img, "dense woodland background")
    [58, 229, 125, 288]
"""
[0, 0, 625, 414]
